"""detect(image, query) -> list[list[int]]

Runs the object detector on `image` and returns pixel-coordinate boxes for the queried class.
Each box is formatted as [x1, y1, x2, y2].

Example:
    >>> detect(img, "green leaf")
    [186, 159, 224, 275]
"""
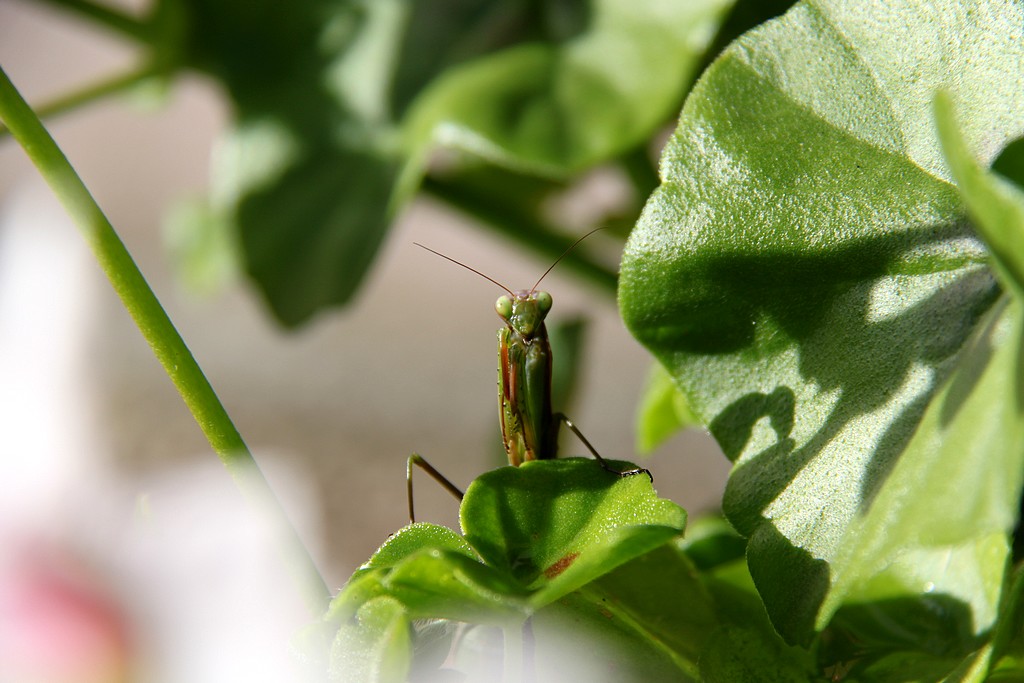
[363, 522, 476, 570]
[460, 458, 687, 608]
[635, 361, 703, 453]
[325, 523, 473, 621]
[175, 0, 411, 325]
[173, 0, 736, 325]
[383, 548, 530, 623]
[387, 0, 571, 117]
[678, 514, 747, 571]
[327, 459, 690, 679]
[403, 0, 735, 178]
[698, 625, 814, 683]
[330, 596, 411, 683]
[234, 144, 401, 326]
[585, 544, 717, 668]
[450, 544, 718, 682]
[937, 92, 1024, 298]
[164, 196, 237, 295]
[991, 567, 1024, 673]
[619, 0, 1024, 645]
[938, 645, 995, 683]
[697, 559, 817, 680]
[843, 651, 967, 683]
[529, 591, 697, 682]
[820, 299, 1023, 637]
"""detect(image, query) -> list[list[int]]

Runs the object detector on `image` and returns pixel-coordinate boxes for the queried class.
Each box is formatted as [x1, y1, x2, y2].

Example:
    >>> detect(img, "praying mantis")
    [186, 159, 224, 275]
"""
[407, 232, 651, 523]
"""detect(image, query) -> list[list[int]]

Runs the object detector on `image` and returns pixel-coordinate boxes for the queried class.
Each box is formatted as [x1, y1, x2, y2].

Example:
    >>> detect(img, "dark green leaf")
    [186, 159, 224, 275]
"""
[842, 650, 964, 683]
[587, 544, 717, 666]
[698, 625, 814, 683]
[528, 590, 697, 682]
[989, 656, 1024, 683]
[993, 137, 1024, 190]
[236, 144, 401, 325]
[620, 0, 1024, 645]
[938, 646, 995, 683]
[174, 0, 736, 324]
[991, 567, 1024, 674]
[175, 0, 411, 325]
[696, 559, 817, 679]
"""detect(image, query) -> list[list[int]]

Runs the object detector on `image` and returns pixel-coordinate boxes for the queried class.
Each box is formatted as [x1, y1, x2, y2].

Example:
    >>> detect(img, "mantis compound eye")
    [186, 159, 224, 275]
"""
[534, 291, 552, 314]
[495, 295, 513, 319]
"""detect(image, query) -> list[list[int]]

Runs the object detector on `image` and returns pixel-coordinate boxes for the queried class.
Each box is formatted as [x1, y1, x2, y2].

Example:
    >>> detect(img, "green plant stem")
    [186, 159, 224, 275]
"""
[0, 66, 157, 140]
[31, 0, 153, 43]
[422, 175, 619, 297]
[0, 65, 330, 615]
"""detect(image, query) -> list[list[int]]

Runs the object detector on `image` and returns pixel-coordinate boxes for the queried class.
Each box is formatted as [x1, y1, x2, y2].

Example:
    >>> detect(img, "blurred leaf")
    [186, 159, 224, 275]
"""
[445, 543, 718, 682]
[403, 0, 736, 181]
[166, 0, 736, 324]
[235, 144, 402, 325]
[330, 596, 411, 683]
[388, 0, 584, 116]
[939, 645, 996, 683]
[678, 514, 746, 571]
[549, 315, 587, 419]
[619, 0, 1024, 645]
[175, 0, 409, 324]
[695, 559, 817, 679]
[164, 196, 238, 294]
[635, 361, 702, 454]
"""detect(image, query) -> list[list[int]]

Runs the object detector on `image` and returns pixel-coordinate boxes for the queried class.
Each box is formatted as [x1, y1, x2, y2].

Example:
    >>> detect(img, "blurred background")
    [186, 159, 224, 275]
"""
[0, 0, 731, 679]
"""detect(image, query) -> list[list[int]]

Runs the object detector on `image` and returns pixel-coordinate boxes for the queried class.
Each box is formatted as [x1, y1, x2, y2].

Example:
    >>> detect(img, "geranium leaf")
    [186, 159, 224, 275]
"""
[620, 0, 1024, 644]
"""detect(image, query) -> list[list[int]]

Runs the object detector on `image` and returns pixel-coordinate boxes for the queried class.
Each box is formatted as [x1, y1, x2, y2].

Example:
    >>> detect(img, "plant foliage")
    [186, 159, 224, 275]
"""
[5, 0, 1024, 680]
[620, 0, 1024, 676]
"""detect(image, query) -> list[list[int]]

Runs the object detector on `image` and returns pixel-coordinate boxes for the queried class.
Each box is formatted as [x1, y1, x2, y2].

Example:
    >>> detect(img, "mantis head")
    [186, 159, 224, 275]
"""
[495, 290, 552, 339]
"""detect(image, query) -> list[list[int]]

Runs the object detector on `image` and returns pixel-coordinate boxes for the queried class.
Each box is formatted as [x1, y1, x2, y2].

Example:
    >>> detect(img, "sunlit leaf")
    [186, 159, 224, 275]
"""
[620, 0, 1024, 645]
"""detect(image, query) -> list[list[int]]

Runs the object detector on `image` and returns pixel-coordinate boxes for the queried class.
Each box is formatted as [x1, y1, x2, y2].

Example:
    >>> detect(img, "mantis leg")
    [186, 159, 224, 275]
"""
[407, 453, 464, 524]
[553, 413, 653, 482]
